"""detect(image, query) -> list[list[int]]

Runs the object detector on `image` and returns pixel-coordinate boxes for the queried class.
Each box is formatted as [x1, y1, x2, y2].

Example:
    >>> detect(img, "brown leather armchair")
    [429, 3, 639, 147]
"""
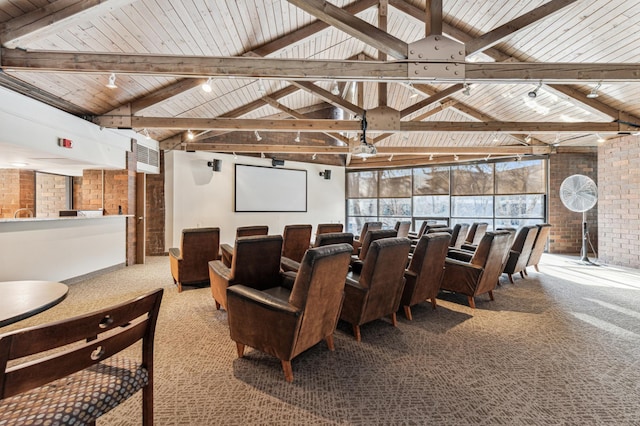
[408, 222, 448, 240]
[394, 220, 411, 238]
[352, 221, 382, 253]
[503, 226, 538, 283]
[209, 234, 283, 310]
[282, 232, 354, 272]
[464, 222, 489, 246]
[340, 237, 412, 341]
[400, 232, 451, 319]
[316, 223, 343, 235]
[281, 224, 312, 263]
[227, 243, 353, 382]
[527, 223, 552, 273]
[350, 229, 398, 274]
[220, 225, 269, 267]
[441, 231, 512, 308]
[449, 223, 470, 248]
[169, 227, 220, 292]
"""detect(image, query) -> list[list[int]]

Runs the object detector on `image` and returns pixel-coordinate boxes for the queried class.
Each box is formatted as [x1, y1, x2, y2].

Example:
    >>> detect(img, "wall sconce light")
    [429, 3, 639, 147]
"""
[207, 159, 222, 172]
[319, 170, 332, 180]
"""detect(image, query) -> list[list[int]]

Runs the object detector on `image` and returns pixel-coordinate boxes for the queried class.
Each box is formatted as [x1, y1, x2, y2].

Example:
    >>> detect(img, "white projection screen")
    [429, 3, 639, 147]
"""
[235, 164, 307, 212]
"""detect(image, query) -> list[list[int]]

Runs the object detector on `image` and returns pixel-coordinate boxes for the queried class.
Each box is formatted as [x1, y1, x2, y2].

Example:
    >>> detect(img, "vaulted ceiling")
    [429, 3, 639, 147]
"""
[1, 0, 639, 168]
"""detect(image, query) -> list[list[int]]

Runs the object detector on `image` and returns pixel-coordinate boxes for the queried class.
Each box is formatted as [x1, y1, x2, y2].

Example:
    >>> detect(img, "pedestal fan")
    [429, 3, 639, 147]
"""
[559, 174, 598, 264]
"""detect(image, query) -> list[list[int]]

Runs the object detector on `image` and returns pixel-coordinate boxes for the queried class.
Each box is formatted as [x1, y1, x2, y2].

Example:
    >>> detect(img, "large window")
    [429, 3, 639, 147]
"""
[346, 159, 547, 236]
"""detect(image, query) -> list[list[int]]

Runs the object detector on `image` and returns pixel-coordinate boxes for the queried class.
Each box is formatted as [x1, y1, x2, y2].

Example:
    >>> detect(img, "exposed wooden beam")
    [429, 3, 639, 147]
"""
[262, 95, 349, 144]
[0, 0, 138, 48]
[131, 78, 205, 114]
[400, 83, 463, 117]
[182, 143, 551, 156]
[348, 154, 521, 168]
[249, 0, 378, 57]
[121, 116, 622, 133]
[5, 49, 637, 82]
[465, 0, 580, 56]
[378, 0, 388, 107]
[285, 0, 408, 59]
[291, 81, 365, 116]
[425, 0, 442, 36]
[547, 84, 620, 119]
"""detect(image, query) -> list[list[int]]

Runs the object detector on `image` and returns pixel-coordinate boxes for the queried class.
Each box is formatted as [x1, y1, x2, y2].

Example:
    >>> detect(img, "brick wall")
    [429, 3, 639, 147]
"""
[146, 150, 166, 255]
[0, 169, 20, 218]
[35, 173, 68, 217]
[548, 150, 598, 254]
[73, 170, 104, 210]
[598, 135, 640, 268]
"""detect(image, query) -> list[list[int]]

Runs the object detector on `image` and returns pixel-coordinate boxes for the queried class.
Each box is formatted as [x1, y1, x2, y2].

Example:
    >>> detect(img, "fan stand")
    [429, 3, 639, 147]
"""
[579, 211, 597, 265]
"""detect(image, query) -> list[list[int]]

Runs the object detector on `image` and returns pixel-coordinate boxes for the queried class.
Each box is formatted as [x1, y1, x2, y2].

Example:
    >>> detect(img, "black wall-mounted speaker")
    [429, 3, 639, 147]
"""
[207, 159, 222, 172]
[272, 158, 285, 167]
[320, 169, 331, 180]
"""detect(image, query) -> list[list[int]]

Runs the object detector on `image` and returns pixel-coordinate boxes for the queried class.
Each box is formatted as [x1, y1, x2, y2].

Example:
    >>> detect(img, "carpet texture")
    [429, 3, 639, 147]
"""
[2, 254, 640, 425]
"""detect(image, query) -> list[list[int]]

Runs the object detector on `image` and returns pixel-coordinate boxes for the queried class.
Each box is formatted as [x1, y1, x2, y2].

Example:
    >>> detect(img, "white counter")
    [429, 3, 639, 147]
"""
[0, 215, 129, 282]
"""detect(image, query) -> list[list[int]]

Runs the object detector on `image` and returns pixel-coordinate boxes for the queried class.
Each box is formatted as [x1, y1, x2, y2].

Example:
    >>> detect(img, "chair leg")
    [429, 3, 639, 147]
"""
[508, 274, 514, 284]
[467, 296, 476, 309]
[177, 282, 183, 293]
[523, 268, 529, 276]
[353, 325, 361, 342]
[430, 297, 437, 310]
[215, 300, 221, 310]
[142, 385, 153, 426]
[390, 312, 398, 327]
[403, 305, 413, 321]
[520, 271, 526, 279]
[534, 264, 540, 272]
[325, 334, 335, 351]
[236, 342, 245, 358]
[281, 360, 294, 383]
[488, 290, 495, 301]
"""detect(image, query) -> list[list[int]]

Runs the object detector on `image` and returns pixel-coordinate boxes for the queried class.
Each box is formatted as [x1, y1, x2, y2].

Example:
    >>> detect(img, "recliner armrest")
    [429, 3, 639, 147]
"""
[209, 259, 232, 280]
[168, 247, 181, 260]
[447, 248, 474, 262]
[281, 256, 301, 273]
[227, 285, 300, 316]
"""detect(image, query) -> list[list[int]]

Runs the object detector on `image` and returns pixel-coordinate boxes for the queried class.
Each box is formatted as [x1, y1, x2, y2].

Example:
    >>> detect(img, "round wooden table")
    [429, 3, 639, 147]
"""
[0, 280, 69, 327]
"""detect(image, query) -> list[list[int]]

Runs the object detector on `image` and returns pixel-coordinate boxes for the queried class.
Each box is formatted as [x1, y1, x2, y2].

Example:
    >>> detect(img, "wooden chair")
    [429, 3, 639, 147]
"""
[227, 243, 353, 382]
[220, 225, 269, 267]
[0, 288, 163, 426]
[169, 227, 220, 292]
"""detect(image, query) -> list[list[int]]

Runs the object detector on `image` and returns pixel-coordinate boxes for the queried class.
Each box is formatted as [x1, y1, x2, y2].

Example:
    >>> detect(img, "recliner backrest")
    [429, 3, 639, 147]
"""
[528, 223, 552, 267]
[314, 232, 354, 247]
[316, 223, 343, 235]
[282, 224, 312, 263]
[472, 231, 512, 294]
[358, 221, 382, 241]
[232, 235, 283, 290]
[394, 221, 411, 238]
[359, 229, 398, 261]
[450, 223, 469, 248]
[236, 225, 269, 238]
[407, 232, 452, 301]
[180, 227, 220, 279]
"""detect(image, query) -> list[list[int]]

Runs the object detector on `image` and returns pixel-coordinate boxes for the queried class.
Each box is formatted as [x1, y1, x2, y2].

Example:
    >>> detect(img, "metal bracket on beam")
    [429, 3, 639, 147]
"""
[367, 106, 401, 131]
[92, 104, 132, 128]
[408, 35, 465, 79]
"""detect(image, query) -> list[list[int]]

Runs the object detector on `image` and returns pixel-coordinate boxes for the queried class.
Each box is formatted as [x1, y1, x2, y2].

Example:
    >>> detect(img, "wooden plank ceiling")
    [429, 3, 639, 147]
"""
[1, 0, 639, 168]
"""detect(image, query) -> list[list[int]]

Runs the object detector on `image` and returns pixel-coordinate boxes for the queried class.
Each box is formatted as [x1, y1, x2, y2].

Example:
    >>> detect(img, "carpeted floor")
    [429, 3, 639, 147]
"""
[3, 254, 640, 425]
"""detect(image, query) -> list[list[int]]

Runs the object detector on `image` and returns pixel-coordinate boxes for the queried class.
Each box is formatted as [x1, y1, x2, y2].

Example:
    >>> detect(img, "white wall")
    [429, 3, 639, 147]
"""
[165, 151, 345, 247]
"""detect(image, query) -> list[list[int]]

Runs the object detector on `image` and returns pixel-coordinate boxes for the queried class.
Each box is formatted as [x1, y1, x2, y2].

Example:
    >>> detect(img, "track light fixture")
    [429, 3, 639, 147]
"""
[485, 154, 491, 161]
[143, 128, 151, 140]
[429, 154, 434, 161]
[596, 133, 605, 143]
[261, 152, 265, 158]
[462, 83, 471, 96]
[256, 80, 266, 95]
[106, 73, 117, 89]
[294, 131, 301, 143]
[186, 129, 194, 140]
[408, 83, 420, 99]
[492, 132, 499, 143]
[254, 130, 262, 141]
[454, 154, 459, 161]
[312, 153, 317, 160]
[528, 82, 542, 98]
[232, 152, 238, 159]
[587, 82, 601, 99]
[330, 80, 340, 96]
[388, 154, 394, 162]
[524, 134, 532, 144]
[202, 77, 213, 93]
